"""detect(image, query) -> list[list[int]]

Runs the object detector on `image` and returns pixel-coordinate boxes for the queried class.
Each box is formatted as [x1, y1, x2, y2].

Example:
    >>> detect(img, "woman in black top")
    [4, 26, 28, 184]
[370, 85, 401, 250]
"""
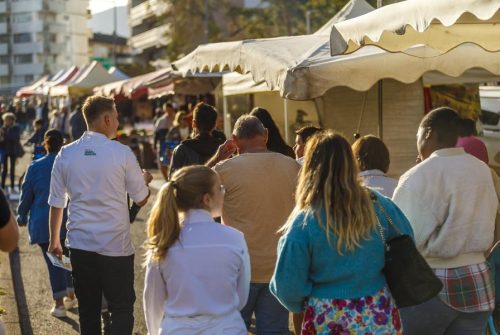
[0, 113, 22, 192]
[250, 107, 295, 158]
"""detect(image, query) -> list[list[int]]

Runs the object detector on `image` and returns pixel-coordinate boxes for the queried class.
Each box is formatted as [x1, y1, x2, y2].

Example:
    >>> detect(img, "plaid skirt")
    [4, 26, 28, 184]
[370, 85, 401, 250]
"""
[302, 287, 403, 335]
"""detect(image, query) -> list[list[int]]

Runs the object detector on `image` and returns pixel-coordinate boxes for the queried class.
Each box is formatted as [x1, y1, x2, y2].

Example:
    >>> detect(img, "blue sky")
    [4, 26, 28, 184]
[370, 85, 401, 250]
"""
[90, 0, 128, 14]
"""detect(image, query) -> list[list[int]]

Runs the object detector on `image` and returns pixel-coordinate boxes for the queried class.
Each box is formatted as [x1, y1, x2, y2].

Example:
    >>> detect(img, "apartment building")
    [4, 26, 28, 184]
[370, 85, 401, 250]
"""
[0, 0, 90, 94]
[90, 33, 132, 68]
[129, 0, 252, 67]
[129, 0, 169, 67]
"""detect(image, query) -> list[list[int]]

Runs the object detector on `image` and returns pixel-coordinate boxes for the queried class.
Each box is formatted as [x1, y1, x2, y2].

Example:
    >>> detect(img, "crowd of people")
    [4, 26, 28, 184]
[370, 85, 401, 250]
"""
[5, 93, 499, 335]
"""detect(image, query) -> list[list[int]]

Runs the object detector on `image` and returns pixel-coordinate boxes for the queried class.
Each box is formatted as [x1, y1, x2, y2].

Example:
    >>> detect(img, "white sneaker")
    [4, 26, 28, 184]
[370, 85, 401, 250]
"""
[50, 305, 67, 318]
[63, 296, 78, 309]
[13, 186, 19, 194]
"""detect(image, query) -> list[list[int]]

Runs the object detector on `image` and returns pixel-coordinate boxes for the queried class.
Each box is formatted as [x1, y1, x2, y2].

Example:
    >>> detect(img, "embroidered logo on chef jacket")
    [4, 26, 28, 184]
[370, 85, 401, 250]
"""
[84, 149, 97, 156]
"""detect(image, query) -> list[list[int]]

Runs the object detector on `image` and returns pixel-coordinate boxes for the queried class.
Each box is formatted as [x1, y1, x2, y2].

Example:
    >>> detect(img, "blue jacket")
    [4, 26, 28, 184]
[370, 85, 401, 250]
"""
[17, 153, 67, 244]
[269, 192, 414, 313]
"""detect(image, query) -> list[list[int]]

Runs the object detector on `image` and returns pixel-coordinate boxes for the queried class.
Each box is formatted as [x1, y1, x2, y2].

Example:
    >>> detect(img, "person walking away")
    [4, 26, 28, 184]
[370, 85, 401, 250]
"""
[25, 119, 46, 160]
[0, 187, 19, 335]
[0, 188, 18, 252]
[0, 113, 21, 194]
[166, 111, 191, 143]
[68, 105, 87, 142]
[48, 96, 153, 335]
[293, 126, 322, 165]
[154, 103, 175, 180]
[169, 103, 224, 177]
[250, 107, 295, 158]
[208, 115, 300, 334]
[143, 165, 250, 335]
[270, 131, 412, 335]
[17, 129, 76, 318]
[393, 107, 498, 335]
[456, 117, 489, 164]
[352, 135, 398, 198]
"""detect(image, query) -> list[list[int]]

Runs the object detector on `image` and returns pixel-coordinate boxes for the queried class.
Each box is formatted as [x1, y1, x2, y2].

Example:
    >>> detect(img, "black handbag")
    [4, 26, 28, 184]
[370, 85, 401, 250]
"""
[371, 192, 443, 308]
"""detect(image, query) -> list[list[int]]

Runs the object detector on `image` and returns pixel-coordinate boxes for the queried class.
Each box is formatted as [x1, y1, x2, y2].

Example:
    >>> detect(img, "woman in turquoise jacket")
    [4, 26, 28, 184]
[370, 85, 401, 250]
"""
[270, 131, 414, 335]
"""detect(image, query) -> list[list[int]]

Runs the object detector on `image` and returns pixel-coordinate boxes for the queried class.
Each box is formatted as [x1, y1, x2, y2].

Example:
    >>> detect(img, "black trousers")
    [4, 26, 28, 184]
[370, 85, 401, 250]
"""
[69, 248, 135, 335]
[1, 154, 16, 189]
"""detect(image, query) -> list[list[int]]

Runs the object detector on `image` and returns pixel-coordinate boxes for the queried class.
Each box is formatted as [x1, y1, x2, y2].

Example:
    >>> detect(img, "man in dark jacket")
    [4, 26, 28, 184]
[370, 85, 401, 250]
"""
[69, 105, 87, 141]
[169, 102, 225, 177]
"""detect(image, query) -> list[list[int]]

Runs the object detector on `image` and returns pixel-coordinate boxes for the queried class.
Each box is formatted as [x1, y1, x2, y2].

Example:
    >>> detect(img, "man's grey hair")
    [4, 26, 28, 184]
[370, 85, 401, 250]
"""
[232, 115, 266, 139]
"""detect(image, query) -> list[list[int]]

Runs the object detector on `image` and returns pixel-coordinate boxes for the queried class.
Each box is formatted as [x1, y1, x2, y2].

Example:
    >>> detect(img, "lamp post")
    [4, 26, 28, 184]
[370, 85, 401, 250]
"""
[204, 0, 209, 43]
[306, 10, 314, 34]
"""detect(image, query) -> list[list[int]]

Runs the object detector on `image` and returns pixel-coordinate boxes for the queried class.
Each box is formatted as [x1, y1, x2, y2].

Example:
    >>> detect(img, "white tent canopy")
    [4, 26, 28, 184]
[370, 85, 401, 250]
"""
[330, 0, 500, 56]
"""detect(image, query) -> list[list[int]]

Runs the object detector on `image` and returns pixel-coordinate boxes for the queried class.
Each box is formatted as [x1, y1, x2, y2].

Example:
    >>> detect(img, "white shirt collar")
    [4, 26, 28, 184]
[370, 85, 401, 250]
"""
[296, 156, 304, 165]
[430, 147, 465, 158]
[183, 209, 214, 224]
[359, 169, 385, 177]
[84, 131, 110, 141]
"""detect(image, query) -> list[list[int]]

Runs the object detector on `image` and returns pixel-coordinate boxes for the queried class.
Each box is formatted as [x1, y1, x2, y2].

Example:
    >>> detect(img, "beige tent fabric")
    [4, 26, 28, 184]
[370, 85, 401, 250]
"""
[51, 62, 120, 97]
[222, 73, 271, 96]
[330, 0, 500, 56]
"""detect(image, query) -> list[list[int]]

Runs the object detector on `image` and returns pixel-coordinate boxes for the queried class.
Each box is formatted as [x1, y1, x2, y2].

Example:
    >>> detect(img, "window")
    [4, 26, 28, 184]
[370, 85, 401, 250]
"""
[0, 35, 8, 43]
[12, 13, 31, 23]
[0, 56, 9, 64]
[24, 75, 33, 82]
[13, 33, 32, 43]
[14, 54, 32, 64]
[0, 76, 9, 85]
[0, 15, 6, 23]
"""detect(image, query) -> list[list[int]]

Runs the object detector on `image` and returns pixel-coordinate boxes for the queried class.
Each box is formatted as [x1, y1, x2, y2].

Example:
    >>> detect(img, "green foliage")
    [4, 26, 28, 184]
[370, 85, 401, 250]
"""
[161, 0, 352, 61]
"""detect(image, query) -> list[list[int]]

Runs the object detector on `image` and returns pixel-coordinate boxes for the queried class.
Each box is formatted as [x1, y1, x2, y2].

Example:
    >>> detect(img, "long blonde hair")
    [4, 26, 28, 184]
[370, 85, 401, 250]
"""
[145, 165, 217, 262]
[292, 131, 377, 253]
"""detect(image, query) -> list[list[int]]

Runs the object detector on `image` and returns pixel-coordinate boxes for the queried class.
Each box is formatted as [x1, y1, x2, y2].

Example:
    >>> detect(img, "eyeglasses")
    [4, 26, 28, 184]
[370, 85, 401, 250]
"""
[220, 185, 226, 195]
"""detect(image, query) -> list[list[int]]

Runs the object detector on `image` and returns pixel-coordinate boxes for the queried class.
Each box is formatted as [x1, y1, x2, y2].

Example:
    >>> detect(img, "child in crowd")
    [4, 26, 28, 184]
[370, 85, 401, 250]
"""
[143, 165, 250, 335]
[25, 119, 46, 160]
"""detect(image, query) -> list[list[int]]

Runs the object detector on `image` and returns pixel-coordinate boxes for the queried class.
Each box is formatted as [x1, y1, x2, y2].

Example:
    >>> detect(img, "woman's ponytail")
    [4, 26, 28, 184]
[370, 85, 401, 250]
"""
[145, 181, 181, 262]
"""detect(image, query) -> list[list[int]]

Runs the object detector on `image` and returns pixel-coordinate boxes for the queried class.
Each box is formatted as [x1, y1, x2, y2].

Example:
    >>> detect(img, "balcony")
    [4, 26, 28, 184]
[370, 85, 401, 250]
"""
[47, 0, 66, 12]
[130, 25, 169, 52]
[12, 42, 43, 54]
[49, 43, 67, 54]
[48, 22, 69, 34]
[0, 65, 8, 76]
[11, 1, 42, 13]
[12, 20, 44, 34]
[13, 63, 43, 76]
[0, 44, 8, 55]
[130, 0, 169, 27]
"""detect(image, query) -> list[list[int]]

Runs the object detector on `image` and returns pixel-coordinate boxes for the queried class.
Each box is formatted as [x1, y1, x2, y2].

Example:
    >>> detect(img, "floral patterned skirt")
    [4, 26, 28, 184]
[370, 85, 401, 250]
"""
[302, 287, 403, 335]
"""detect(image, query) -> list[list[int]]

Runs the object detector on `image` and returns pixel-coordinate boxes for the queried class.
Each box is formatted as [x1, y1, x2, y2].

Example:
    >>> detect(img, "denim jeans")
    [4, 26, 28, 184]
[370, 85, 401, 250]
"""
[38, 242, 74, 300]
[70, 248, 135, 335]
[240, 283, 290, 335]
[400, 296, 491, 335]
